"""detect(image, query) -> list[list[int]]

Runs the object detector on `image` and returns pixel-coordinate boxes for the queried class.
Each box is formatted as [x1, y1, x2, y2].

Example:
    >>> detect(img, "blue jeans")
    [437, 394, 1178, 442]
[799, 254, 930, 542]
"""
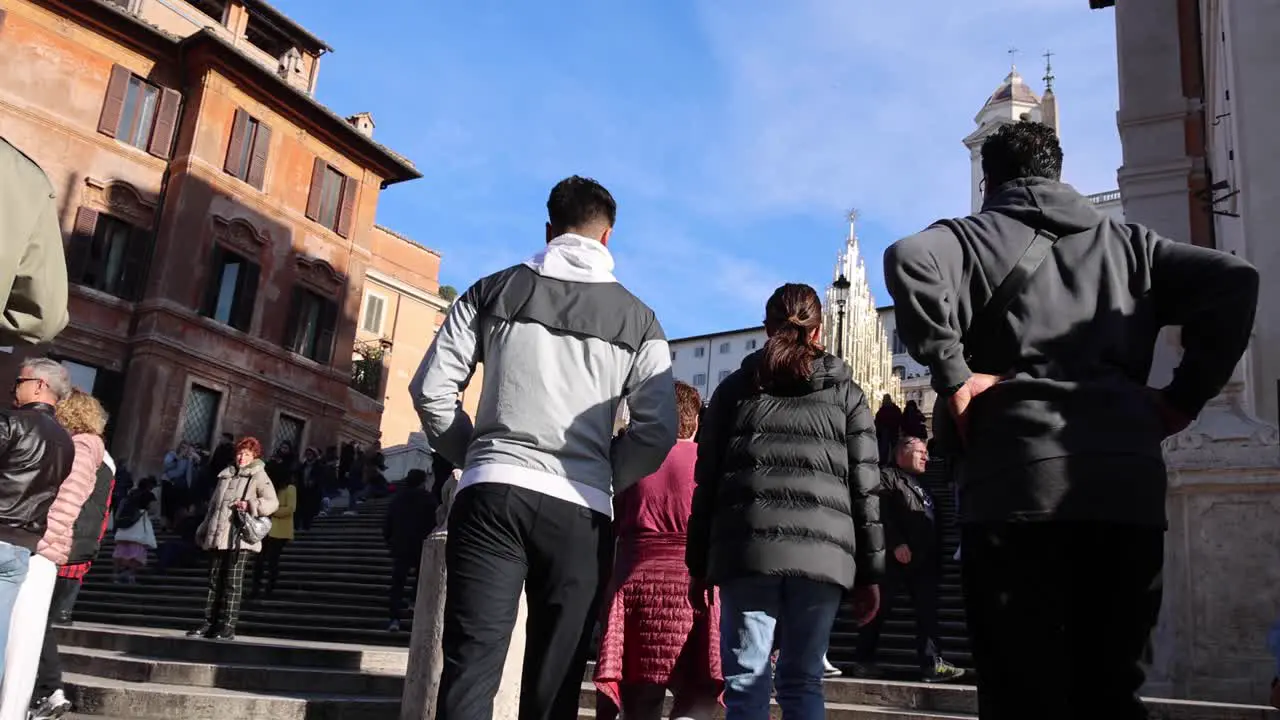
[0, 541, 31, 683]
[719, 575, 841, 720]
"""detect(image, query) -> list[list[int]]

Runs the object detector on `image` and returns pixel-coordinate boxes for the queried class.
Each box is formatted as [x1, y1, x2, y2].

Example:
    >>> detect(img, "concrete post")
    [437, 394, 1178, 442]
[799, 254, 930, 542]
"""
[400, 475, 527, 720]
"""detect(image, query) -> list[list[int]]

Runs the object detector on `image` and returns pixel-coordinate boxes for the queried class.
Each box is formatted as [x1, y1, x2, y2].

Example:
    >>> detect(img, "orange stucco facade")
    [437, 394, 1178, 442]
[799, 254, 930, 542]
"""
[0, 0, 434, 474]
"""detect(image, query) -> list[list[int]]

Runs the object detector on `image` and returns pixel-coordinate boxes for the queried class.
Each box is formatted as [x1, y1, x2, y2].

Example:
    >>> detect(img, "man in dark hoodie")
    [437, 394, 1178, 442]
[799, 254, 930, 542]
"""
[884, 121, 1259, 719]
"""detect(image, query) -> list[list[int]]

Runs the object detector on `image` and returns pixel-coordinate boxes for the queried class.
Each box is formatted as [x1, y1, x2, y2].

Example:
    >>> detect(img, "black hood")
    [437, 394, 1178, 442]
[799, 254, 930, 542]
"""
[740, 349, 852, 392]
[982, 178, 1104, 236]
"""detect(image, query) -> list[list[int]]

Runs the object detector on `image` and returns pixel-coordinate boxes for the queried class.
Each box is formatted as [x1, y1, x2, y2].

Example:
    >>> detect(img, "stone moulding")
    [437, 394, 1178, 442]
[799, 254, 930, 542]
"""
[295, 254, 345, 297]
[1164, 383, 1280, 475]
[84, 177, 158, 229]
[210, 215, 270, 259]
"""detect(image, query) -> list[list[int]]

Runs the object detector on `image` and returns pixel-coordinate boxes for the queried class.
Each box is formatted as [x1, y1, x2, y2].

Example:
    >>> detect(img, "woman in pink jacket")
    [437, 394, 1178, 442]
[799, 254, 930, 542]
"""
[0, 389, 106, 720]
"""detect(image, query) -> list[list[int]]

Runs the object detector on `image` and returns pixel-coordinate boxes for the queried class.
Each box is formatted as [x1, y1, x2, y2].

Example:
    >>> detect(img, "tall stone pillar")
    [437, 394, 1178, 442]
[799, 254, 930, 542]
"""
[1106, 0, 1280, 704]
[401, 475, 529, 720]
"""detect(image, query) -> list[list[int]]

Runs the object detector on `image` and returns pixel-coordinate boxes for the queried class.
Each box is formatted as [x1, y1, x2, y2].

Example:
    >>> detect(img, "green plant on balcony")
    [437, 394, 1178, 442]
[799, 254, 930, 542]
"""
[350, 340, 386, 399]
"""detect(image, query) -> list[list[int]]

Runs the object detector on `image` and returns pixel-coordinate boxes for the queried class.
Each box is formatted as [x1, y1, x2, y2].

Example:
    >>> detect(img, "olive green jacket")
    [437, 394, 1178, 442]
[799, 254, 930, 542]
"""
[0, 137, 69, 346]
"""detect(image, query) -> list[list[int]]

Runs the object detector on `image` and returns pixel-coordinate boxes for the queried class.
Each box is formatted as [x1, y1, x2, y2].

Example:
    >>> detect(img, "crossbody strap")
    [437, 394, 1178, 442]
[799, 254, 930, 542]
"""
[935, 220, 1059, 366]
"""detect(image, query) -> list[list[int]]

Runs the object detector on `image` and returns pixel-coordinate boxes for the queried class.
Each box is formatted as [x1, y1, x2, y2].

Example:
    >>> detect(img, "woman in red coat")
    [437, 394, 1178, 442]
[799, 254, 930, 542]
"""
[595, 382, 722, 720]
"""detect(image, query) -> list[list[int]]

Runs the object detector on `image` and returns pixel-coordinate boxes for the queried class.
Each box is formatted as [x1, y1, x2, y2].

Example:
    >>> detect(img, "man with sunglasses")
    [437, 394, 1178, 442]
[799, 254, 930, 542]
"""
[0, 358, 74, 683]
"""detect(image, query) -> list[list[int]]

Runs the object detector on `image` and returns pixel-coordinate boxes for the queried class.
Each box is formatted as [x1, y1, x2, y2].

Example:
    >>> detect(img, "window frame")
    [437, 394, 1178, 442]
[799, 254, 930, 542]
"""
[361, 291, 387, 335]
[202, 245, 260, 333]
[692, 373, 707, 386]
[693, 347, 705, 358]
[284, 286, 339, 365]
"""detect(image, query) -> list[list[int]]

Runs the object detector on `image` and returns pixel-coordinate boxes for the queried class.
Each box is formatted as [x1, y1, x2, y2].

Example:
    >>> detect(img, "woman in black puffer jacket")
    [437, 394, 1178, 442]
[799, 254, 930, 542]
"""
[687, 282, 885, 720]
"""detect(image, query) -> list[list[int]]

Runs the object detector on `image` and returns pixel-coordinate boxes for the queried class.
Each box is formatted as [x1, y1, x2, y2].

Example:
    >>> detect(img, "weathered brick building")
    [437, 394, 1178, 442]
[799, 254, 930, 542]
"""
[0, 0, 427, 473]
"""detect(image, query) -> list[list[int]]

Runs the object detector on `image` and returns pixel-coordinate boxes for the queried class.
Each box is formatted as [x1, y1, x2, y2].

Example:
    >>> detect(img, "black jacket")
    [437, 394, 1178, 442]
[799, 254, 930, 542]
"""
[878, 466, 941, 564]
[885, 178, 1259, 526]
[0, 402, 75, 551]
[67, 459, 115, 564]
[383, 484, 438, 560]
[687, 351, 885, 590]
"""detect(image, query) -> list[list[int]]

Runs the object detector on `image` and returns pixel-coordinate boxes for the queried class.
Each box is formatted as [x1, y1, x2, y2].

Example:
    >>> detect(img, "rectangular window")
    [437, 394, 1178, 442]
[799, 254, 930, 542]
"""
[718, 370, 731, 382]
[285, 287, 339, 364]
[693, 347, 705, 358]
[670, 351, 676, 361]
[180, 384, 222, 448]
[98, 64, 181, 158]
[201, 246, 260, 332]
[224, 109, 272, 190]
[361, 292, 386, 334]
[692, 373, 707, 386]
[719, 342, 731, 354]
[306, 158, 357, 237]
[66, 209, 153, 301]
[274, 414, 305, 456]
[892, 330, 905, 355]
[746, 339, 758, 350]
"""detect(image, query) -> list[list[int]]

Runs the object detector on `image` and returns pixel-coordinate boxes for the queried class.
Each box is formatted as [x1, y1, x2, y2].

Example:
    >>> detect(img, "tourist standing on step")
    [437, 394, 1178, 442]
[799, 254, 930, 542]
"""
[850, 436, 964, 683]
[884, 120, 1260, 720]
[687, 283, 883, 720]
[18, 390, 110, 720]
[1, 387, 103, 718]
[0, 359, 74, 687]
[873, 395, 902, 467]
[383, 468, 437, 633]
[110, 477, 157, 584]
[250, 462, 295, 599]
[411, 175, 677, 720]
[595, 381, 722, 720]
[190, 437, 278, 641]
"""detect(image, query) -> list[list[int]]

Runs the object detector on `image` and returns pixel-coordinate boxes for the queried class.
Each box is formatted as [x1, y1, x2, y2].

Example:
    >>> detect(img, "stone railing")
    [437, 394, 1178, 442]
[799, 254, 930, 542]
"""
[1088, 190, 1122, 204]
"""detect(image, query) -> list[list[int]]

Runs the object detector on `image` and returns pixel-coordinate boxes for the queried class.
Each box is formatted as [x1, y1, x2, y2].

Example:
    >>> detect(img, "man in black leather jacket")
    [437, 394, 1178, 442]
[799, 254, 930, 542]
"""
[0, 357, 75, 676]
[851, 436, 965, 683]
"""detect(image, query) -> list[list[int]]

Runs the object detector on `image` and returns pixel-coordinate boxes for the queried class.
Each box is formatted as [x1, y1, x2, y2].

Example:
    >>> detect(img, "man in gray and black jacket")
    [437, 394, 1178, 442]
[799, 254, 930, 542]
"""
[411, 176, 677, 720]
[885, 121, 1258, 720]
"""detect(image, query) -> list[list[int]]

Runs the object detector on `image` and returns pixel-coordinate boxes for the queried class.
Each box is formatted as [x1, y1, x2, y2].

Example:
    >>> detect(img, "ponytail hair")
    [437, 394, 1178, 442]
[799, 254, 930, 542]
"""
[757, 283, 824, 390]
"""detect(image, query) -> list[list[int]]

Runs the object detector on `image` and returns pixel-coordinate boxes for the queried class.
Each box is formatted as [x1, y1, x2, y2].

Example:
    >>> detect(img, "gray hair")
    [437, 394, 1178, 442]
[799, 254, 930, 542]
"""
[19, 358, 72, 402]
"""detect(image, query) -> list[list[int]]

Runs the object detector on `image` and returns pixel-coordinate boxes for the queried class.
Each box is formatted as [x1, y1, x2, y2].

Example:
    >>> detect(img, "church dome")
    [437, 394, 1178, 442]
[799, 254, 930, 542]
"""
[983, 67, 1041, 108]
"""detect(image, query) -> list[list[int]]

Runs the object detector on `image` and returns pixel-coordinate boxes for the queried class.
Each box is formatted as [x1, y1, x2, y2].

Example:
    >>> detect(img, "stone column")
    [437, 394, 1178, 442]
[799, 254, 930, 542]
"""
[401, 475, 528, 720]
[1105, 0, 1280, 703]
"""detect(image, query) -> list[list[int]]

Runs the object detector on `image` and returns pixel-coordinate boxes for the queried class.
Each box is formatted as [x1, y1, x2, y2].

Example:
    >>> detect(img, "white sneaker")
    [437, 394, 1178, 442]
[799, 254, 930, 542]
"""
[29, 688, 71, 720]
[823, 656, 842, 678]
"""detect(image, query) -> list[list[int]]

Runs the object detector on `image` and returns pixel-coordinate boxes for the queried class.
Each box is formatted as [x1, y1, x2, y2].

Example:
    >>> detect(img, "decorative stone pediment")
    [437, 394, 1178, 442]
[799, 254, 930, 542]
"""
[1164, 382, 1280, 475]
[84, 178, 157, 229]
[295, 255, 344, 297]
[210, 216, 269, 259]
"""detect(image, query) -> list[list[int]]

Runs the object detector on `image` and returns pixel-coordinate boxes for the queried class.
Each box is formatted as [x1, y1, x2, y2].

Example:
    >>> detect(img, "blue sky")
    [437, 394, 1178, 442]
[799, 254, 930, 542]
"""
[272, 0, 1121, 339]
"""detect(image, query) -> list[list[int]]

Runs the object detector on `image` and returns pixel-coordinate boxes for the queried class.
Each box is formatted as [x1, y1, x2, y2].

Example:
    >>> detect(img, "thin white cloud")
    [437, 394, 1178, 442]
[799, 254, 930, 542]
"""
[692, 0, 1122, 234]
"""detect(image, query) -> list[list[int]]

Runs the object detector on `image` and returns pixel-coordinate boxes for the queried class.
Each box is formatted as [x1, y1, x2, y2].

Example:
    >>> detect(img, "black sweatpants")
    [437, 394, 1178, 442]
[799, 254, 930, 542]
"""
[389, 552, 420, 622]
[435, 483, 611, 720]
[853, 555, 941, 670]
[34, 577, 82, 697]
[962, 522, 1164, 720]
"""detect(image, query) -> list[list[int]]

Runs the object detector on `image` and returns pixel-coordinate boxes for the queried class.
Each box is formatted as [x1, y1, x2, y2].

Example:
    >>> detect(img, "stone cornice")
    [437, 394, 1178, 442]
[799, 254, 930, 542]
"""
[364, 269, 449, 312]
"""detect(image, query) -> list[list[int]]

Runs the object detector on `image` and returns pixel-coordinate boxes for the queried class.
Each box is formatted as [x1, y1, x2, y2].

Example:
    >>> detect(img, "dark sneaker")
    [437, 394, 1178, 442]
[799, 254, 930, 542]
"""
[185, 624, 211, 638]
[923, 659, 966, 683]
[29, 688, 72, 720]
[210, 627, 236, 641]
[847, 661, 885, 679]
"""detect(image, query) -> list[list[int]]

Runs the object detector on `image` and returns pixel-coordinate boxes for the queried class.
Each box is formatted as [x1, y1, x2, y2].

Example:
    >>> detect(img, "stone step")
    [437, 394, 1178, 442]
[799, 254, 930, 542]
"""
[72, 599, 415, 629]
[63, 672, 398, 720]
[55, 624, 407, 673]
[575, 678, 1280, 720]
[60, 646, 404, 697]
[80, 583, 404, 608]
[67, 611, 412, 647]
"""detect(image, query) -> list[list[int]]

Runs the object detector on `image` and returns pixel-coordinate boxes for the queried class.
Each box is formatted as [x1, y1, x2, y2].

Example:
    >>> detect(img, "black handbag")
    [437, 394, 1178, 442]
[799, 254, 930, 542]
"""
[930, 221, 1060, 457]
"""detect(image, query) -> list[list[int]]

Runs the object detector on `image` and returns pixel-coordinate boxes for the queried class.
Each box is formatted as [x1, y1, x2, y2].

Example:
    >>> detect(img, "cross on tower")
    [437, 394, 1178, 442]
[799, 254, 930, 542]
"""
[1043, 49, 1056, 90]
[1008, 47, 1019, 69]
[846, 208, 860, 224]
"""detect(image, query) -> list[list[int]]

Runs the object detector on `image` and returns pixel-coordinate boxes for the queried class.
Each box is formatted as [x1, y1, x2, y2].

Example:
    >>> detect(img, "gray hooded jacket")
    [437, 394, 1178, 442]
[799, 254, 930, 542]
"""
[410, 234, 678, 517]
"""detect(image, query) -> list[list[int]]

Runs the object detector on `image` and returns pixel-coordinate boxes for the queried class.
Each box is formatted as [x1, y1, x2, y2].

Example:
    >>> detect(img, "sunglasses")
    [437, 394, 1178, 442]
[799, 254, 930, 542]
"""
[13, 377, 42, 390]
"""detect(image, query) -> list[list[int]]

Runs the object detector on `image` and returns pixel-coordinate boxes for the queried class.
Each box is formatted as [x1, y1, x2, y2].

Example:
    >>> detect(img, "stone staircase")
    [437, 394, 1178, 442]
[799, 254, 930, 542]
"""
[53, 624, 1278, 720]
[75, 498, 411, 646]
[828, 462, 969, 678]
[53, 478, 1276, 719]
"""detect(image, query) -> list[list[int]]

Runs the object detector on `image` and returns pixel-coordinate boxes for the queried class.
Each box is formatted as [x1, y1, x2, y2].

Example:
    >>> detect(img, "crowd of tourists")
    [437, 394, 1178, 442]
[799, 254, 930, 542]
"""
[0, 107, 1274, 720]
[412, 121, 1265, 720]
